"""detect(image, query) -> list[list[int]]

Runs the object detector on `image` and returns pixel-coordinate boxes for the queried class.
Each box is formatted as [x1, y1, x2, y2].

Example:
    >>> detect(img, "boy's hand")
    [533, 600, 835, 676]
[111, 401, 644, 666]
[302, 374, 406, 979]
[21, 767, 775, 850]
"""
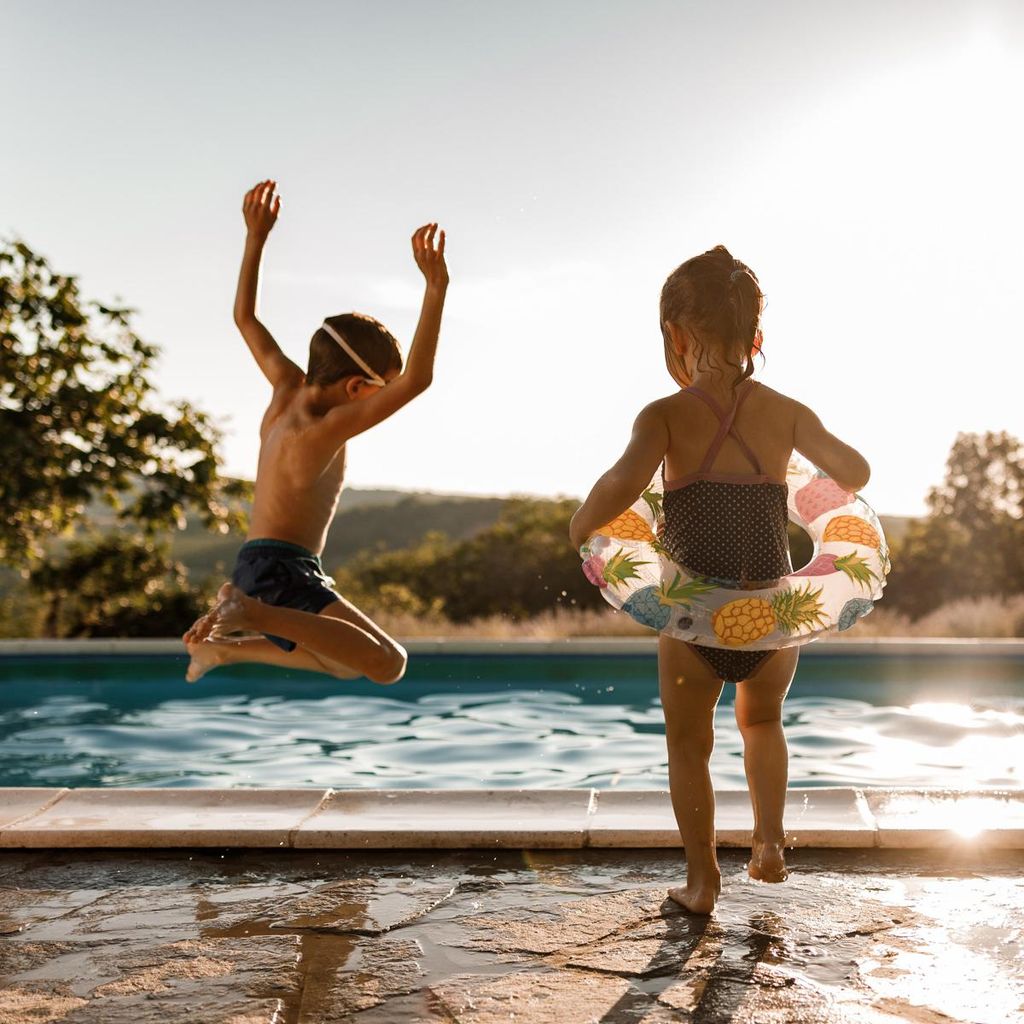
[243, 180, 281, 239]
[412, 223, 448, 291]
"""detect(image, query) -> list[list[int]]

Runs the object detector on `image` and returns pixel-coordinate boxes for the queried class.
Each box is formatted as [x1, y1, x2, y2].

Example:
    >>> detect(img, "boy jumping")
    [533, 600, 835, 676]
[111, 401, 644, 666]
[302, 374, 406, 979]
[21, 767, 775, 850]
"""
[183, 180, 448, 684]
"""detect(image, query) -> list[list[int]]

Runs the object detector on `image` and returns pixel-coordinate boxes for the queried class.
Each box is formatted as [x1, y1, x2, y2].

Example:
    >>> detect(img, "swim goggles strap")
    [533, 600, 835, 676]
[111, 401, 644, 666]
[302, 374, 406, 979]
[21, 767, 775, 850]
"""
[320, 322, 386, 386]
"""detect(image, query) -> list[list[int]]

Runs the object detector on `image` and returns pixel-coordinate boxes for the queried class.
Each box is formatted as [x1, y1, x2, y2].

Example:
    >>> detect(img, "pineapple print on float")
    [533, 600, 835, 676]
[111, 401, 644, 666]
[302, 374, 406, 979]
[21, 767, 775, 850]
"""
[623, 574, 718, 631]
[711, 584, 827, 646]
[823, 515, 881, 548]
[579, 458, 890, 650]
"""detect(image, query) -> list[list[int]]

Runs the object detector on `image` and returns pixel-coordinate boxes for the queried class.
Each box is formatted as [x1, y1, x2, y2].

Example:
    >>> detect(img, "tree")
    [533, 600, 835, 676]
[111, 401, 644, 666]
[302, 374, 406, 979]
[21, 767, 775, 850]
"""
[927, 430, 1024, 521]
[440, 498, 604, 621]
[336, 499, 606, 622]
[29, 533, 214, 638]
[885, 432, 1024, 617]
[0, 238, 248, 567]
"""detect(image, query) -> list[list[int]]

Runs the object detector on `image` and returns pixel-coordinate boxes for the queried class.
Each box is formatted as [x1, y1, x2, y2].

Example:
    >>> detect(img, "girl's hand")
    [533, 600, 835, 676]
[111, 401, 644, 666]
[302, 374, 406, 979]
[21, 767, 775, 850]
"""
[243, 180, 281, 239]
[412, 223, 448, 291]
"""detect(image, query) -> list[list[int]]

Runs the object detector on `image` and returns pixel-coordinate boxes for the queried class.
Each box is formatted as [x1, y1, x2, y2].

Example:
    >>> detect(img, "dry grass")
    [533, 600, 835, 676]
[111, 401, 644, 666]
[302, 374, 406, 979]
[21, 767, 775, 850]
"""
[846, 594, 1024, 638]
[373, 595, 1024, 640]
[373, 607, 653, 639]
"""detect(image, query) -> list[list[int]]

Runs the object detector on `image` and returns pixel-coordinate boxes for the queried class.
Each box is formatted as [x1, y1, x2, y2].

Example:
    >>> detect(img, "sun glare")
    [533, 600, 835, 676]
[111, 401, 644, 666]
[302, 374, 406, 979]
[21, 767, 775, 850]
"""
[908, 703, 978, 728]
[877, 793, 1020, 840]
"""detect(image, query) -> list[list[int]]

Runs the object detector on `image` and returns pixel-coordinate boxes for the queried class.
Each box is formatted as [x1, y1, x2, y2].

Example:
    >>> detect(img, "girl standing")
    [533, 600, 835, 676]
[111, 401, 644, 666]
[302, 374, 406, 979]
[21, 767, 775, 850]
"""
[570, 247, 870, 913]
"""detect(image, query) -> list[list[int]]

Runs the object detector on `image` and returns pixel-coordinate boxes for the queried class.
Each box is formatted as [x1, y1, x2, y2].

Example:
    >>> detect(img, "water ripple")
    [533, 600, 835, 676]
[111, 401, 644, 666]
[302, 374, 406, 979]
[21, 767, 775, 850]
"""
[0, 654, 1021, 789]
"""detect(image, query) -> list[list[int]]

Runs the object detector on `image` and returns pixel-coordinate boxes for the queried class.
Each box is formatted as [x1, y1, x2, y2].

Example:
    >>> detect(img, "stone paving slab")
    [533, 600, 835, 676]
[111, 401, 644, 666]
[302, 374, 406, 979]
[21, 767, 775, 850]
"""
[589, 788, 877, 848]
[0, 788, 329, 849]
[294, 788, 594, 849]
[0, 846, 1021, 1023]
[0, 788, 68, 829]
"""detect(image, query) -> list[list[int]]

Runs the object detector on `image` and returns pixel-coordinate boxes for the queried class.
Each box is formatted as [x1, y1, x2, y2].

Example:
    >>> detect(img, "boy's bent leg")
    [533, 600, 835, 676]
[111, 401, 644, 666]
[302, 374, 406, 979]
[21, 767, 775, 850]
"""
[185, 636, 362, 683]
[734, 647, 799, 883]
[659, 635, 725, 914]
[209, 584, 407, 684]
[316, 594, 407, 679]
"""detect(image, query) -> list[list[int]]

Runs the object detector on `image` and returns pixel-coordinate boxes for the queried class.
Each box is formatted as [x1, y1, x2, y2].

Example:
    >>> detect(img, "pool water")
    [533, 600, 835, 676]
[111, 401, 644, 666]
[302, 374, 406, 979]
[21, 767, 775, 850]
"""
[1, 653, 1022, 790]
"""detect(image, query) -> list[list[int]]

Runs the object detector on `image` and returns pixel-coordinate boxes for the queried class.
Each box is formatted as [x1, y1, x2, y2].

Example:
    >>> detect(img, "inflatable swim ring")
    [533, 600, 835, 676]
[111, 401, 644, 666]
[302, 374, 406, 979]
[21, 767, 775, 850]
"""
[580, 459, 890, 648]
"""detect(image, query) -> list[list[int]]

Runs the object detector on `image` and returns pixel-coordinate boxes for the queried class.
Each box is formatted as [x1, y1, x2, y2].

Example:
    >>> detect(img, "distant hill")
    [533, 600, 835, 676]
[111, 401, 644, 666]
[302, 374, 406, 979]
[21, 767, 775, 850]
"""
[172, 504, 918, 579]
[3, 484, 918, 596]
[172, 489, 509, 578]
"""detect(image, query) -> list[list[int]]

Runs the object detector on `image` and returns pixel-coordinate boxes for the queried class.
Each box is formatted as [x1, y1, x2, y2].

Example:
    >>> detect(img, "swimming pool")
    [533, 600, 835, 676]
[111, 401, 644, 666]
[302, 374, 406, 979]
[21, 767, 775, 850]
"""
[1, 648, 1021, 790]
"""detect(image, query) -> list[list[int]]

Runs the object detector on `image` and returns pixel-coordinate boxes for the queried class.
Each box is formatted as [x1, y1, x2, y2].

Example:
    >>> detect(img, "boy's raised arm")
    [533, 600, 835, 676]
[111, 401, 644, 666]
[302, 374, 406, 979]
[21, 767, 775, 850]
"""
[234, 180, 303, 388]
[323, 223, 448, 439]
[400, 223, 448, 393]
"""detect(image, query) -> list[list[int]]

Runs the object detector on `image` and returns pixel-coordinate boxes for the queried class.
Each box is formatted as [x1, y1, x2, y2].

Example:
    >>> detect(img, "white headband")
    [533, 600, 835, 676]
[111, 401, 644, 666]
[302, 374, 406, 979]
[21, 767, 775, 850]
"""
[321, 322, 386, 386]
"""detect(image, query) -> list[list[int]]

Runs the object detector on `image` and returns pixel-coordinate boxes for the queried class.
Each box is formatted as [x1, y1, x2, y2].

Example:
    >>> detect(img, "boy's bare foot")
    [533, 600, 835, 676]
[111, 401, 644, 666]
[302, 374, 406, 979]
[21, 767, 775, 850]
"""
[185, 640, 229, 683]
[208, 583, 255, 638]
[182, 609, 217, 646]
[668, 876, 721, 915]
[748, 836, 789, 882]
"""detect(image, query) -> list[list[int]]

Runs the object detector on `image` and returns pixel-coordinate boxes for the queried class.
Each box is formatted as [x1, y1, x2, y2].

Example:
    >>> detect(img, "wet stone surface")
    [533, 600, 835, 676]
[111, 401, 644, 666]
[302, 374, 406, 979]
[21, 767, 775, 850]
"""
[0, 847, 1021, 1023]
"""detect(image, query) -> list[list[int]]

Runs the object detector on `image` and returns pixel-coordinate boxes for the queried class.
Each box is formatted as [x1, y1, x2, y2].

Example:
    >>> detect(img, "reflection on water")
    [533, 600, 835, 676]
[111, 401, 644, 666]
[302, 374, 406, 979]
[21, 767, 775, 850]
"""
[0, 654, 1021, 789]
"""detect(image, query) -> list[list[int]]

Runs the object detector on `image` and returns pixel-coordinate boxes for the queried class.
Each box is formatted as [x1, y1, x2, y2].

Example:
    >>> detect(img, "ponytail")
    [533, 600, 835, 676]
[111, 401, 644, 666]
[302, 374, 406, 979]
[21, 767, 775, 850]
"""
[727, 265, 763, 384]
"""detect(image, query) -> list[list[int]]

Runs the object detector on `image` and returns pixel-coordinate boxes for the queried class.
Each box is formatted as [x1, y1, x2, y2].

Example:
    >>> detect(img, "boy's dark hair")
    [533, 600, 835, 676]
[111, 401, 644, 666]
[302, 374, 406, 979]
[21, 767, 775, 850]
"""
[307, 313, 403, 387]
[659, 245, 764, 387]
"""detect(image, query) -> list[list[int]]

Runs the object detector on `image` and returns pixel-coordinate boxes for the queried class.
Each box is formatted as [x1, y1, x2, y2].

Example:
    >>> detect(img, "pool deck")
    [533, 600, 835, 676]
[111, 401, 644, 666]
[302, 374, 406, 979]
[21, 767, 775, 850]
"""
[2, 787, 1023, 850]
[1, 845, 1021, 1023]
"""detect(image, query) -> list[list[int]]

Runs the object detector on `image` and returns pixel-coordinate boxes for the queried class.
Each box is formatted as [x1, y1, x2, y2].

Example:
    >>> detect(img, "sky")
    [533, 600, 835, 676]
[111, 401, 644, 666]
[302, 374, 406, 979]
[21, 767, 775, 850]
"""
[4, 0, 1023, 516]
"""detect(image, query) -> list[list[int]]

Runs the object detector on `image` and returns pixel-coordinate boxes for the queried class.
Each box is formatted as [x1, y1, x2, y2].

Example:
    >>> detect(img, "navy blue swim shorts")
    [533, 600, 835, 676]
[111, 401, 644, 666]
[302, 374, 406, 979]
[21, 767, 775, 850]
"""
[231, 539, 340, 652]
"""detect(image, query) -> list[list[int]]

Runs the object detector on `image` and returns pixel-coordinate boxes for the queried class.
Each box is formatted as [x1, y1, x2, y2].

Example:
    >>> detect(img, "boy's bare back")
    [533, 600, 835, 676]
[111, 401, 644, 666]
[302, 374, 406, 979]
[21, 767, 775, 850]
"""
[247, 384, 352, 555]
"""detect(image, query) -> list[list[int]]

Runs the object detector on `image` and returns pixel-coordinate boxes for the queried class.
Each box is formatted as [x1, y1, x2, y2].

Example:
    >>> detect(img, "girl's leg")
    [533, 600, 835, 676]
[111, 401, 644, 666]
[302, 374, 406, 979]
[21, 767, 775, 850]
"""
[734, 647, 799, 882]
[191, 584, 407, 684]
[658, 635, 725, 914]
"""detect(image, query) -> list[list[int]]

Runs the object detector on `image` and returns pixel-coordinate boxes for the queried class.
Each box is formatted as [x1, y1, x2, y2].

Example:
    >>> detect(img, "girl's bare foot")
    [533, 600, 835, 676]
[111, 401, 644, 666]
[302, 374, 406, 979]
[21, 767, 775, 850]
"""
[209, 583, 254, 638]
[748, 835, 789, 882]
[668, 874, 721, 915]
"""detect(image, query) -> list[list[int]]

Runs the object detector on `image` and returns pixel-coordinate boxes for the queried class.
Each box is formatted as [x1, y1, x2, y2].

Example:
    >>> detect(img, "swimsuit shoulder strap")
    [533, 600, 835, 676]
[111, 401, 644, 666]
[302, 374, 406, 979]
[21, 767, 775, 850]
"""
[727, 381, 765, 475]
[687, 380, 763, 475]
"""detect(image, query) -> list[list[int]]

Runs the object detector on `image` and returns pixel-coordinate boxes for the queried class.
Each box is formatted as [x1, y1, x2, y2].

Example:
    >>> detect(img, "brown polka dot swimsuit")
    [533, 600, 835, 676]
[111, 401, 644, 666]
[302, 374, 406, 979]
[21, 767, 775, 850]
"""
[662, 380, 792, 683]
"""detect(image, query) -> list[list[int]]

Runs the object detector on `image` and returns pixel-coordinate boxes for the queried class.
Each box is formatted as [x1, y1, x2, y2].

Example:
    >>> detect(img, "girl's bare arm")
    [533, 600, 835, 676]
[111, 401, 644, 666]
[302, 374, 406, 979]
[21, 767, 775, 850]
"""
[233, 180, 303, 388]
[793, 403, 870, 492]
[570, 403, 669, 549]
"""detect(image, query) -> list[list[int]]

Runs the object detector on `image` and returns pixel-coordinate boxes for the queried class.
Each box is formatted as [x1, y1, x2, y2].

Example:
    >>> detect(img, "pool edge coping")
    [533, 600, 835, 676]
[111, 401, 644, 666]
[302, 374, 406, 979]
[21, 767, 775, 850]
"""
[1, 787, 1021, 850]
[2, 637, 1023, 656]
